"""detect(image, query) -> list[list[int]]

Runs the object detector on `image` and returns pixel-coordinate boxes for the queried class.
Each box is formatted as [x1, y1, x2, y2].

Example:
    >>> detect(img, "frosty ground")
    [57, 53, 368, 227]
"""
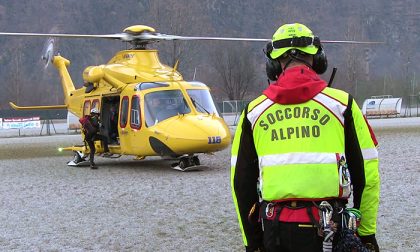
[0, 118, 419, 251]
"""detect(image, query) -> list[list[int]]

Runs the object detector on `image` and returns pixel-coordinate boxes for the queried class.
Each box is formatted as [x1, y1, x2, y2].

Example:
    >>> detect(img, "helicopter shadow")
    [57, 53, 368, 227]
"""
[80, 156, 209, 173]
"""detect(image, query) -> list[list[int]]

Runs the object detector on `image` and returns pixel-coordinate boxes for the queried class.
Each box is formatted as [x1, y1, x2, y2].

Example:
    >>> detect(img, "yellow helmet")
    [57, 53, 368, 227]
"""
[270, 23, 319, 59]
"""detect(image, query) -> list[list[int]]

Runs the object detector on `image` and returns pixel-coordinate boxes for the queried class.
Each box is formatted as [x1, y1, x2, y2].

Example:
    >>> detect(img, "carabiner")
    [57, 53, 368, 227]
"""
[265, 202, 274, 218]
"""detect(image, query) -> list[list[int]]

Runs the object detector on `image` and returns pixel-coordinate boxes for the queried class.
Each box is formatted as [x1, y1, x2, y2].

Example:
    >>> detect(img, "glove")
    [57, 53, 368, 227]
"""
[359, 234, 379, 252]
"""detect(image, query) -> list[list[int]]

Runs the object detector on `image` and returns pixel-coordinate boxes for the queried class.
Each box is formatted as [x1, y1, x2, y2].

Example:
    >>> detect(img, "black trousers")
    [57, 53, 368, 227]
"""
[85, 134, 109, 164]
[263, 220, 323, 252]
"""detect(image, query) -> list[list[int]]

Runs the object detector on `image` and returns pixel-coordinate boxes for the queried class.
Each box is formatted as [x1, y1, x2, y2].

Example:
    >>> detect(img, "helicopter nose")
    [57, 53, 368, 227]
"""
[153, 114, 231, 153]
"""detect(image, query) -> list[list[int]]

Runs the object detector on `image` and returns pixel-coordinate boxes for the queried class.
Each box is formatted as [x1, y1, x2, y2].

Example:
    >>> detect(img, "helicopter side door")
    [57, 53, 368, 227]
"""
[130, 95, 141, 130]
[118, 96, 130, 152]
[118, 95, 146, 155]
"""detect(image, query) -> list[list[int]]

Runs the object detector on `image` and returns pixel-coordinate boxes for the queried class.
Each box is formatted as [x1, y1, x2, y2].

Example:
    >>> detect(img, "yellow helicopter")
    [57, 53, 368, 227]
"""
[1, 25, 380, 170]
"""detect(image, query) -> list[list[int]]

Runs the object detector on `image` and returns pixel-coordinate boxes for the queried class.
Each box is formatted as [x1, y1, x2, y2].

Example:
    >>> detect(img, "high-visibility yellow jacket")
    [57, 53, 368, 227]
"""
[231, 66, 380, 249]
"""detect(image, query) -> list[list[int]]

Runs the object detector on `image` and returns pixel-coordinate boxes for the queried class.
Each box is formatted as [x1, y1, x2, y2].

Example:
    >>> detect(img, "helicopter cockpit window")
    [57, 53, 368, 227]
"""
[186, 89, 219, 116]
[144, 90, 190, 127]
[134, 82, 169, 91]
[188, 81, 207, 87]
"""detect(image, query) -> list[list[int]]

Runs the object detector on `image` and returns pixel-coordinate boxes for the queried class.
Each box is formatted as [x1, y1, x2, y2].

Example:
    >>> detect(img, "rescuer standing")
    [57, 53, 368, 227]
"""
[231, 23, 380, 251]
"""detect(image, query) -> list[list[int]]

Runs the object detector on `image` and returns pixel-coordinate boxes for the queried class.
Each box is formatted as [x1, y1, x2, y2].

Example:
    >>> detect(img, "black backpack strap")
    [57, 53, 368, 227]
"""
[244, 102, 249, 117]
[343, 93, 365, 209]
[344, 94, 353, 119]
[347, 94, 353, 112]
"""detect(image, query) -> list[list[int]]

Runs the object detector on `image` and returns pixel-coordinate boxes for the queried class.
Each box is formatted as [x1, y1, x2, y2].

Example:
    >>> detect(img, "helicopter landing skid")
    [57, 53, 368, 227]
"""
[171, 164, 208, 172]
[171, 155, 206, 172]
[101, 154, 122, 159]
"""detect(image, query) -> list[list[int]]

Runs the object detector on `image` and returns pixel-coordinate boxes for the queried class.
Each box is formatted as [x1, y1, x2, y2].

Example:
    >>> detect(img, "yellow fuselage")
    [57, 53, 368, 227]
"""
[55, 50, 231, 157]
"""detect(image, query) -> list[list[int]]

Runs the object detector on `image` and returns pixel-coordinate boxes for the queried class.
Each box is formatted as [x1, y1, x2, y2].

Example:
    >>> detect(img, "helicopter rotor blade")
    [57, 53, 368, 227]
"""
[134, 33, 383, 44]
[0, 31, 383, 44]
[0, 32, 127, 40]
[321, 40, 384, 44]
[134, 33, 271, 42]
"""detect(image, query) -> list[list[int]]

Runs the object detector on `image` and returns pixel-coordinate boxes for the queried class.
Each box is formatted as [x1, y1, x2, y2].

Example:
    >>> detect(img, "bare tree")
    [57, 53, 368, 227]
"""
[148, 0, 203, 74]
[7, 41, 23, 106]
[343, 20, 365, 96]
[211, 44, 257, 100]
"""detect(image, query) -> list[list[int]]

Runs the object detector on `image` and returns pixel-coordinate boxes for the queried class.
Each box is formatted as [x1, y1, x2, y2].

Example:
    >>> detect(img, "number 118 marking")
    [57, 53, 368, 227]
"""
[208, 136, 221, 144]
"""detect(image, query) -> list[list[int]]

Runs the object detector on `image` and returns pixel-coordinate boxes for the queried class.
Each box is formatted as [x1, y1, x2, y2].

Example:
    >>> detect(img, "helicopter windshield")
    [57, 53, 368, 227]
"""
[186, 89, 219, 116]
[145, 90, 190, 127]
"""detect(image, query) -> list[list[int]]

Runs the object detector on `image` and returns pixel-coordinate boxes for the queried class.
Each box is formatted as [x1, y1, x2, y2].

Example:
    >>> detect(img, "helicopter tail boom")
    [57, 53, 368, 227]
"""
[53, 55, 75, 106]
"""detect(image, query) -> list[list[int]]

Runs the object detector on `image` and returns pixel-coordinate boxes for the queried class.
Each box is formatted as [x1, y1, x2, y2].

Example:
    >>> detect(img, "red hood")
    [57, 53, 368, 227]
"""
[263, 65, 327, 104]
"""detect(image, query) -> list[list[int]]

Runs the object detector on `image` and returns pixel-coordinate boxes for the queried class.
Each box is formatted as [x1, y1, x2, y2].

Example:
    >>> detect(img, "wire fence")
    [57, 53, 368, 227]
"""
[218, 100, 250, 126]
[219, 96, 420, 126]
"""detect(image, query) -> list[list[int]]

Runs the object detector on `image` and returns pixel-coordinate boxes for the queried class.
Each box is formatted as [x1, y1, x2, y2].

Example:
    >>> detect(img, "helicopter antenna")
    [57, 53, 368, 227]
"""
[170, 59, 180, 78]
[173, 59, 180, 72]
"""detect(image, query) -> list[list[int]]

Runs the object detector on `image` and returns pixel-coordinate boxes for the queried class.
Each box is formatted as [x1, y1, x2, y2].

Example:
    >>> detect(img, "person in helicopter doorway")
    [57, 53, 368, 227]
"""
[231, 23, 380, 252]
[81, 108, 112, 169]
[109, 104, 119, 144]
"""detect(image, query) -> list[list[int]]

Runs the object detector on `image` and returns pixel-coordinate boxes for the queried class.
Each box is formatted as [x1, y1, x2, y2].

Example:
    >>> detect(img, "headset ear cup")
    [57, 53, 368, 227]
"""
[265, 42, 282, 81]
[312, 47, 328, 74]
[266, 58, 282, 81]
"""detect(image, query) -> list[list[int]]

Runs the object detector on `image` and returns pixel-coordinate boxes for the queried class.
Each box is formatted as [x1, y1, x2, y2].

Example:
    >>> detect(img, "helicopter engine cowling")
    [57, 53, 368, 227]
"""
[83, 66, 104, 83]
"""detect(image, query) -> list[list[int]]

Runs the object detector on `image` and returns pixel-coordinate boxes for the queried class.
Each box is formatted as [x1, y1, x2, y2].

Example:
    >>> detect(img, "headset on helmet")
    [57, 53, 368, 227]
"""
[265, 23, 328, 81]
[90, 108, 99, 114]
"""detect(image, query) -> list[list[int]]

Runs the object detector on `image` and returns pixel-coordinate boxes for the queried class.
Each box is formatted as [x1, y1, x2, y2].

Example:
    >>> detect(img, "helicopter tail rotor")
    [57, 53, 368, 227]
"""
[41, 38, 55, 69]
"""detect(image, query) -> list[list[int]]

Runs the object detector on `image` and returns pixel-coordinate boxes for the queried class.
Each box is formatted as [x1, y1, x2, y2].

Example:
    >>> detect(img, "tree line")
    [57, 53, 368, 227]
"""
[0, 0, 418, 110]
